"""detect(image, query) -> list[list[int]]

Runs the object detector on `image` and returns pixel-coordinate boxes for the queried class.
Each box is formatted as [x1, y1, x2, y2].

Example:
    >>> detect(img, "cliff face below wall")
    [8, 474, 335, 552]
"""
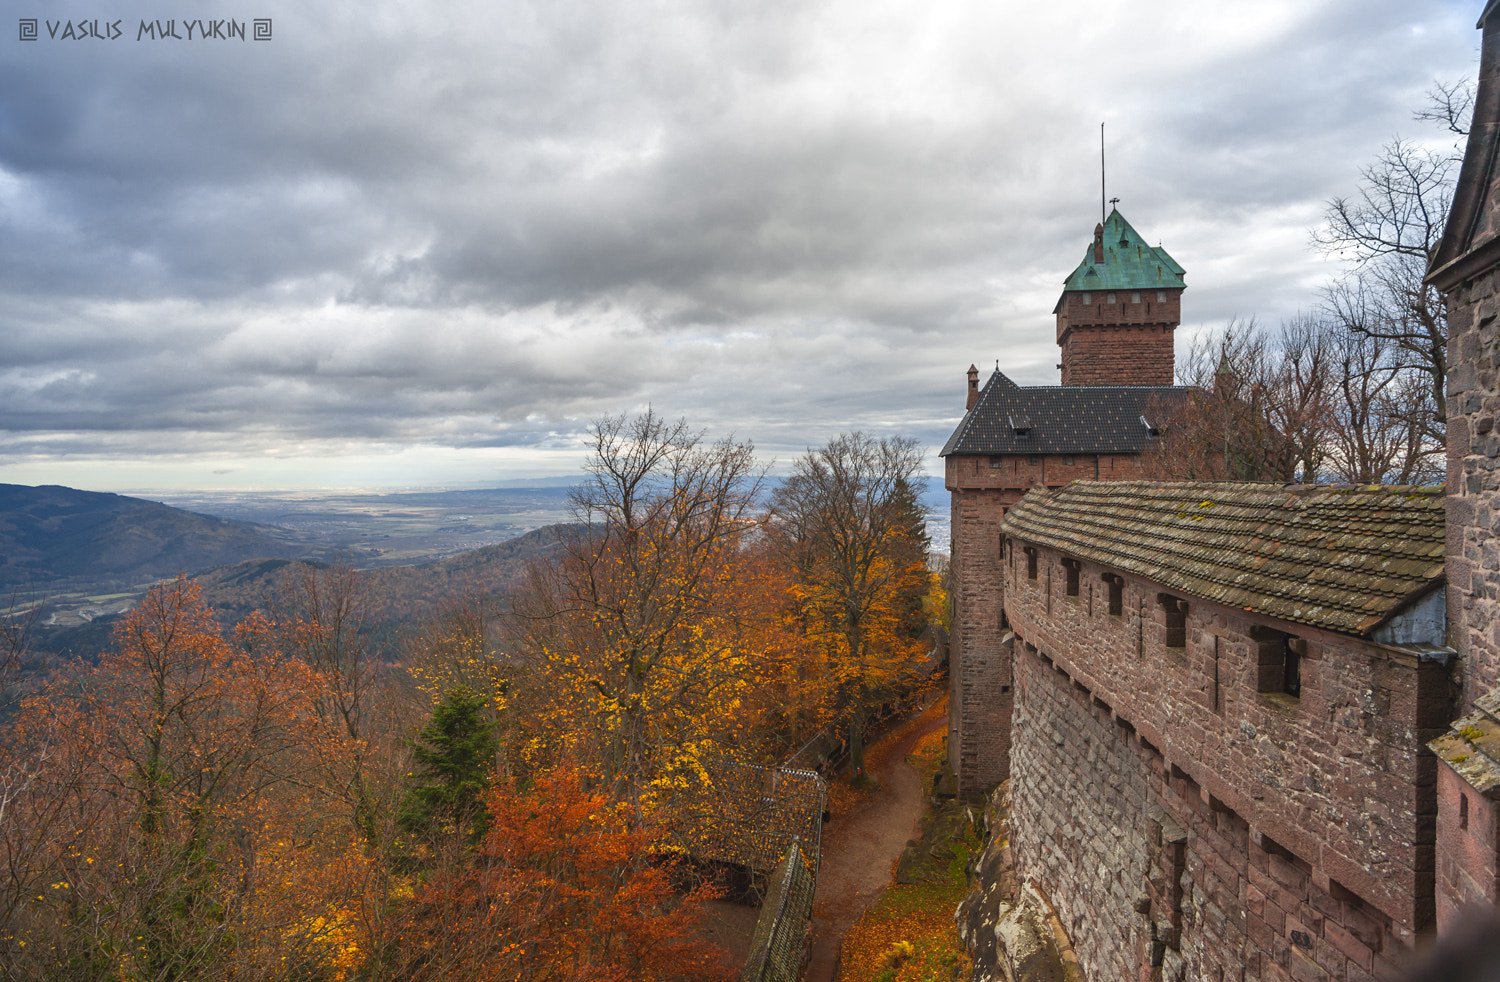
[956, 783, 1080, 982]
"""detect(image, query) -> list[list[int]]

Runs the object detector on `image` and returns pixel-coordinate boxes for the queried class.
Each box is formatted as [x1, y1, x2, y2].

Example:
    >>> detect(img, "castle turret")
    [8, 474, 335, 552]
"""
[1053, 208, 1184, 386]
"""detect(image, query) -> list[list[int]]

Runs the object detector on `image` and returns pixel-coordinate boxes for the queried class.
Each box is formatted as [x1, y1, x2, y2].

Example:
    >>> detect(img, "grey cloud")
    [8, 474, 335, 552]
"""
[0, 0, 1485, 485]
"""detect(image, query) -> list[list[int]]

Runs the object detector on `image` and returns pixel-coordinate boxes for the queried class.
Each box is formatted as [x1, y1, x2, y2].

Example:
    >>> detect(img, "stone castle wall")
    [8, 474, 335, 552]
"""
[1055, 289, 1180, 387]
[948, 485, 1014, 791]
[1059, 324, 1177, 387]
[1434, 757, 1500, 930]
[946, 452, 1147, 793]
[1056, 288, 1182, 337]
[1445, 259, 1500, 713]
[1003, 540, 1450, 979]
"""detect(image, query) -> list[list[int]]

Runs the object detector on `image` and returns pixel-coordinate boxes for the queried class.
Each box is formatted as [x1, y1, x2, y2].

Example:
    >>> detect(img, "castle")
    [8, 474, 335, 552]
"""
[946, 5, 1500, 976]
[944, 208, 1188, 794]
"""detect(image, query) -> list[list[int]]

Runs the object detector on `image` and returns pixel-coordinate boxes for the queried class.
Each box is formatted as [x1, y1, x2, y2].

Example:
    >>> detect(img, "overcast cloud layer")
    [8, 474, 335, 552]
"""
[0, 0, 1483, 490]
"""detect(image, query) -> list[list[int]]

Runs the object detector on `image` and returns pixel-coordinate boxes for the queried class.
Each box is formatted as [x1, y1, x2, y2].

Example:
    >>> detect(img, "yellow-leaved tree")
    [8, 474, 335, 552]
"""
[507, 409, 771, 797]
[770, 432, 929, 780]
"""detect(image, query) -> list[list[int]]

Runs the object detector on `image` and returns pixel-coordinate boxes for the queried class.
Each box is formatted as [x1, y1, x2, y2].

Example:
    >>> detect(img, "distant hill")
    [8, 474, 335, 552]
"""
[0, 484, 313, 590]
[194, 523, 581, 627]
[29, 523, 579, 665]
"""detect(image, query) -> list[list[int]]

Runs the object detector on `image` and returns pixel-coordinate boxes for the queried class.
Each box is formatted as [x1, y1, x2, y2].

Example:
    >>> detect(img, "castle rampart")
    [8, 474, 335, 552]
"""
[999, 482, 1450, 980]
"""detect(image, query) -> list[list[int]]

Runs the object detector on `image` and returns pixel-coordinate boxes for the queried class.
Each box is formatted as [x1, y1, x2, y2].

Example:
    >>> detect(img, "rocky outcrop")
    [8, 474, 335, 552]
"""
[956, 783, 1081, 982]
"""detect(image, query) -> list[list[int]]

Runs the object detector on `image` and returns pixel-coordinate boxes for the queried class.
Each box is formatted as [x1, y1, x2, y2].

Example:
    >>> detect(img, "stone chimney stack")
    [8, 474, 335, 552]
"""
[966, 364, 980, 410]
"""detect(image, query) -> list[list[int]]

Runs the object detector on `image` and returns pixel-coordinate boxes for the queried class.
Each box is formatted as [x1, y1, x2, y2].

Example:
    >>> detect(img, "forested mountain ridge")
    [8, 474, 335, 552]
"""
[0, 483, 313, 589]
[195, 522, 581, 626]
[22, 523, 580, 665]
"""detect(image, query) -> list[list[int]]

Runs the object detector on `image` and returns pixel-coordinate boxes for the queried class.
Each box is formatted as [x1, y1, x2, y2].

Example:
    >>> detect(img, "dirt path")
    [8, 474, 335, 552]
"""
[803, 696, 948, 982]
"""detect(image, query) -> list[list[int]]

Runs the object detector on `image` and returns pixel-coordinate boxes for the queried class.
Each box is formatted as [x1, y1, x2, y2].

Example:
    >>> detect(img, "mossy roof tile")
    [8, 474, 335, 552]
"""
[999, 481, 1444, 637]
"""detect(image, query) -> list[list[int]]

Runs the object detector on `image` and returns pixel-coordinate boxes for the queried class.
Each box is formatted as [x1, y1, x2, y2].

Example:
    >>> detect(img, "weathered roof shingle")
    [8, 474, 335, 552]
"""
[999, 481, 1445, 637]
[939, 370, 1186, 457]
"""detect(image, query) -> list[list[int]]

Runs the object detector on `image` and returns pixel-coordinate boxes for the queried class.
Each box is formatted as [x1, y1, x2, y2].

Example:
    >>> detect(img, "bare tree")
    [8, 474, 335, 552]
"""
[1146, 317, 1440, 485]
[1316, 81, 1472, 443]
[1414, 78, 1474, 136]
[1145, 320, 1327, 483]
[1325, 329, 1443, 485]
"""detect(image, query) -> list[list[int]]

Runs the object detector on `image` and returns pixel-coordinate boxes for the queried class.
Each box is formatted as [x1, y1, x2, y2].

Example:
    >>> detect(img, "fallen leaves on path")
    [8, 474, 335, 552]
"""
[836, 726, 976, 982]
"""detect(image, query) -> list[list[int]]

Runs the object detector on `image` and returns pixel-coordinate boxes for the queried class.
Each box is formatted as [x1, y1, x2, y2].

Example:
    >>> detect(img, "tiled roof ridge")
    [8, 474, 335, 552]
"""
[1001, 481, 1445, 637]
[1020, 384, 1186, 392]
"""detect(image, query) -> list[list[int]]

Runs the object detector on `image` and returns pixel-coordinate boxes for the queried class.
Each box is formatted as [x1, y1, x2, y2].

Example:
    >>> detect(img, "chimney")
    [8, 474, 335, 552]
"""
[966, 364, 980, 410]
[1093, 222, 1105, 264]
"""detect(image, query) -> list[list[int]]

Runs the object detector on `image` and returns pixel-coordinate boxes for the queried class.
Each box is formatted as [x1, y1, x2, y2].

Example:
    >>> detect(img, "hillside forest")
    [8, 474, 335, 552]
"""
[0, 411, 946, 982]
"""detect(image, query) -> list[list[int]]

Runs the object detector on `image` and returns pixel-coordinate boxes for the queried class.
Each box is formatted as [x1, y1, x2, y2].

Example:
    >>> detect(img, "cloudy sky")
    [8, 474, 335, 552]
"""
[0, 0, 1483, 491]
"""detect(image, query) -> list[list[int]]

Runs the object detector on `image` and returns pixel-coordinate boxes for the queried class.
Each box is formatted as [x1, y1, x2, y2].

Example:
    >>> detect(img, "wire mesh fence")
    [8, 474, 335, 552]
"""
[657, 755, 827, 981]
[740, 839, 818, 982]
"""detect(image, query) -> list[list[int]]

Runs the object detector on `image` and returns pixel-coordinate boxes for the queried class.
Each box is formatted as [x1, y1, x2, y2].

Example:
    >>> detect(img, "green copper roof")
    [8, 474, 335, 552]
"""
[1061, 209, 1185, 293]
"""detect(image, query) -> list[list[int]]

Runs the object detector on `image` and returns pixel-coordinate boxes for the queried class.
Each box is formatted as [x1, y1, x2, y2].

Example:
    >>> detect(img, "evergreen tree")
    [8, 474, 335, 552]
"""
[399, 687, 499, 846]
[888, 475, 931, 639]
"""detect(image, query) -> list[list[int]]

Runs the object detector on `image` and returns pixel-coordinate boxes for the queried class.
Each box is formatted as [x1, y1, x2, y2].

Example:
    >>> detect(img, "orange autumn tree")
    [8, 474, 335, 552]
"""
[771, 432, 930, 779]
[0, 578, 381, 982]
[392, 763, 732, 982]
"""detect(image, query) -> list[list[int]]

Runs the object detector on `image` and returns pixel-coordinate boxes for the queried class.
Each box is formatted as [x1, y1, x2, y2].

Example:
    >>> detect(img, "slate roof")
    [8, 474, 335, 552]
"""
[1060, 208, 1186, 294]
[939, 370, 1186, 457]
[999, 481, 1445, 637]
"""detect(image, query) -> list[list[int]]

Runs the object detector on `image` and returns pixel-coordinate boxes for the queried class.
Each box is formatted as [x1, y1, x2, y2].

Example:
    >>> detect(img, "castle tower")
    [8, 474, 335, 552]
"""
[1053, 208, 1185, 386]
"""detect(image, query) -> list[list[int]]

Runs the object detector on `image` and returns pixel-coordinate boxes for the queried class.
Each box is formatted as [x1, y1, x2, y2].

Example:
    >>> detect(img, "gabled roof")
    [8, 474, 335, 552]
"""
[939, 370, 1185, 457]
[999, 481, 1446, 637]
[1060, 208, 1186, 294]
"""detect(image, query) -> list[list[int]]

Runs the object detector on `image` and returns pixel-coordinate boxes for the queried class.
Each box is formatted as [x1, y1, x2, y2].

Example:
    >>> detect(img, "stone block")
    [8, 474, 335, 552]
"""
[1325, 919, 1375, 973]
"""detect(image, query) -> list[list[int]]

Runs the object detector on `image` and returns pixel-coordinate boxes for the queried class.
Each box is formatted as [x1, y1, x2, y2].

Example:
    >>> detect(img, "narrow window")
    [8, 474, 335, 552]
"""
[1027, 455, 1041, 465]
[1080, 291, 1090, 304]
[1252, 626, 1302, 699]
[1107, 292, 1117, 303]
[1462, 793, 1471, 831]
[1062, 455, 1075, 465]
[1103, 573, 1123, 616]
[1284, 638, 1304, 698]
[1157, 290, 1167, 302]
[988, 454, 1005, 468]
[1131, 291, 1141, 303]
[1211, 635, 1223, 715]
[1025, 547, 1038, 580]
[1064, 559, 1080, 597]
[1158, 594, 1187, 648]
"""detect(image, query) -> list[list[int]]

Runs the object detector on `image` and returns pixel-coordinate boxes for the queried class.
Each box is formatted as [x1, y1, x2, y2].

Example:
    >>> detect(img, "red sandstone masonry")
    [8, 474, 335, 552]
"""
[1056, 289, 1181, 387]
[1433, 762, 1499, 930]
[1059, 326, 1176, 387]
[1445, 264, 1500, 713]
[945, 453, 1148, 793]
[1005, 541, 1444, 980]
[1425, 10, 1500, 941]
